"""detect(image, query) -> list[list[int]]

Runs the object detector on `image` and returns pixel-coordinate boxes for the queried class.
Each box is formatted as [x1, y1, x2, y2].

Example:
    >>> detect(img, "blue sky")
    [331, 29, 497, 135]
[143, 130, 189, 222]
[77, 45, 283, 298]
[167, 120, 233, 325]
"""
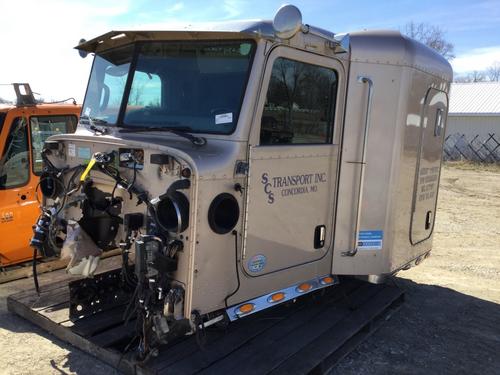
[1, 0, 499, 101]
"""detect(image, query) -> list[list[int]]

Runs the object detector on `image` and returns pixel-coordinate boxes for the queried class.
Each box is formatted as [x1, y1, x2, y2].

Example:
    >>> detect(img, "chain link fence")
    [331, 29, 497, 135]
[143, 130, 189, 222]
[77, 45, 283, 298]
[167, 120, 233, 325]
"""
[444, 133, 500, 163]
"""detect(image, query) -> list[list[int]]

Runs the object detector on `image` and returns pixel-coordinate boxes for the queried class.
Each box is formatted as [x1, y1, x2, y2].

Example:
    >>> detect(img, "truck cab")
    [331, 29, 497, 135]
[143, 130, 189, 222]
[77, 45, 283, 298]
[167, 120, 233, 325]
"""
[0, 84, 80, 266]
[35, 5, 452, 360]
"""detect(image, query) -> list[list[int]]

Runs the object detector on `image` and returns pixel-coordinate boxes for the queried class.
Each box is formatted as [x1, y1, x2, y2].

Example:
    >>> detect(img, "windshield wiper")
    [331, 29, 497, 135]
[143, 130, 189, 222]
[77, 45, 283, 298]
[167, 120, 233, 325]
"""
[119, 126, 207, 146]
[80, 115, 109, 135]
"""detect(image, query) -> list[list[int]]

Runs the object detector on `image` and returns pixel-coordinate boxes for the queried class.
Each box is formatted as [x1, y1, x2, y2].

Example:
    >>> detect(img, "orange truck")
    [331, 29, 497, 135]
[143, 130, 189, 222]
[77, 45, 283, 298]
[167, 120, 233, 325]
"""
[0, 83, 80, 267]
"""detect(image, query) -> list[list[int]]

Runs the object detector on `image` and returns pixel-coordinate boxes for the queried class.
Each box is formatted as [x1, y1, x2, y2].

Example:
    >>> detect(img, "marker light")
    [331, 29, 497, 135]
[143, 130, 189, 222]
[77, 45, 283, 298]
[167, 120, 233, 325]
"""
[296, 282, 313, 293]
[268, 292, 286, 303]
[320, 276, 335, 285]
[235, 303, 255, 316]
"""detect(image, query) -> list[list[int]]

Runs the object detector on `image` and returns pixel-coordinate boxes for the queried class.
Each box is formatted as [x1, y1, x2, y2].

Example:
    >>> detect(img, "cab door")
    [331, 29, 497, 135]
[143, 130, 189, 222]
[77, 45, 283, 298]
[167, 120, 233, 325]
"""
[0, 114, 37, 266]
[0, 113, 78, 265]
[410, 88, 448, 244]
[243, 48, 343, 276]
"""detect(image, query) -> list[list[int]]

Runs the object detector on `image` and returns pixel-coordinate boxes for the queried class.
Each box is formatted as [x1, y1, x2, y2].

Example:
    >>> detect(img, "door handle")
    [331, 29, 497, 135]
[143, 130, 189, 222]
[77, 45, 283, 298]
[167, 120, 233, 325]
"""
[314, 225, 326, 249]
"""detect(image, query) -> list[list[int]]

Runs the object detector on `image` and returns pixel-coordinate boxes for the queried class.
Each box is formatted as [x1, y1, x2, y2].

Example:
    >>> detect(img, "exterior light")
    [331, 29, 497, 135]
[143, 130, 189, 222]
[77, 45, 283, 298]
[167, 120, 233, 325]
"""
[268, 292, 286, 303]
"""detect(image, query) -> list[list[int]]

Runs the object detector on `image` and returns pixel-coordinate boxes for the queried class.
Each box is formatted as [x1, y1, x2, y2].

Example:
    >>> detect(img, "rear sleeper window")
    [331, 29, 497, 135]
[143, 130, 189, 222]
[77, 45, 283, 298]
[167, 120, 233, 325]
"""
[260, 58, 338, 145]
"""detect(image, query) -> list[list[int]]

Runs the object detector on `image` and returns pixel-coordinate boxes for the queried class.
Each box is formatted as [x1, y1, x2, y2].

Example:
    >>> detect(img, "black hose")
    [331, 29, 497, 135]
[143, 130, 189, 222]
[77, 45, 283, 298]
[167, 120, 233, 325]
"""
[32, 248, 40, 295]
[224, 230, 240, 308]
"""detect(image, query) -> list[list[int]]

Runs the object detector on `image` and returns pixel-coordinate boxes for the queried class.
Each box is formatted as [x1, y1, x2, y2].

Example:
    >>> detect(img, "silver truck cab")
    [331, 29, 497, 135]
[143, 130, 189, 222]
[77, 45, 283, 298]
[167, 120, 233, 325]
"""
[34, 5, 452, 360]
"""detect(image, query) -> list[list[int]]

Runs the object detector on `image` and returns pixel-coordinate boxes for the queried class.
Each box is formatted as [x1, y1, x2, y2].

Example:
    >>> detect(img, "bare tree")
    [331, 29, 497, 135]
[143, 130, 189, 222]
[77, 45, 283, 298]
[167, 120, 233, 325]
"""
[404, 22, 455, 60]
[454, 75, 471, 83]
[469, 70, 486, 82]
[487, 61, 500, 82]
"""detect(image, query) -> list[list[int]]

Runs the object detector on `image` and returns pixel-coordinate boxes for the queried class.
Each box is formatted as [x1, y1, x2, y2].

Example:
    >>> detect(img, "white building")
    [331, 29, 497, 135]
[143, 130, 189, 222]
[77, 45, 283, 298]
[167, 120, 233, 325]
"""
[446, 82, 500, 138]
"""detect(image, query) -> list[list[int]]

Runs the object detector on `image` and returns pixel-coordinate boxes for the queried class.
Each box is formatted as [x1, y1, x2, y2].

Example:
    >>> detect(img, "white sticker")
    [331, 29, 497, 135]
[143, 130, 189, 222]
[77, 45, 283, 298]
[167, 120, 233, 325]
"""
[68, 143, 76, 157]
[215, 112, 233, 125]
[84, 107, 91, 116]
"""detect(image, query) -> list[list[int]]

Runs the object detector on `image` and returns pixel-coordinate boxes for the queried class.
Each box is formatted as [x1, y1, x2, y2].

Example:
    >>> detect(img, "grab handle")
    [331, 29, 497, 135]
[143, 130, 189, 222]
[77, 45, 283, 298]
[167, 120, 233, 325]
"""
[344, 76, 374, 257]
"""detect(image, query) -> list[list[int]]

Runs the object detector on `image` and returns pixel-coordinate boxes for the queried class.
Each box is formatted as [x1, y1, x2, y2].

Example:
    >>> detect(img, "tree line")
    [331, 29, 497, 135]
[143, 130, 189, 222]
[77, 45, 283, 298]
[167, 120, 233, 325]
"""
[403, 22, 499, 83]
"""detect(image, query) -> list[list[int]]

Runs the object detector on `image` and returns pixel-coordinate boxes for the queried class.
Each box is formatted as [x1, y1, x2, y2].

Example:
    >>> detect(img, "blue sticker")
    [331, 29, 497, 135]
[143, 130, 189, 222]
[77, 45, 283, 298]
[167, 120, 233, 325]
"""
[248, 254, 267, 272]
[358, 230, 383, 250]
[77, 147, 91, 160]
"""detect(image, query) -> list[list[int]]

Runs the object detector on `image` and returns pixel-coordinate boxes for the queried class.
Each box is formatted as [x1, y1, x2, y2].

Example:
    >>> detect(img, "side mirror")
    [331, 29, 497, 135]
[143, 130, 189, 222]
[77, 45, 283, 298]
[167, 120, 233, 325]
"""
[78, 38, 88, 58]
[273, 4, 303, 39]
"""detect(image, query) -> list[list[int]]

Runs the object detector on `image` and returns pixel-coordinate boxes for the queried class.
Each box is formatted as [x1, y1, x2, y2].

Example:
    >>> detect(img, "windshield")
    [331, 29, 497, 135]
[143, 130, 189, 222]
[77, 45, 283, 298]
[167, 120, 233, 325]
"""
[82, 40, 255, 134]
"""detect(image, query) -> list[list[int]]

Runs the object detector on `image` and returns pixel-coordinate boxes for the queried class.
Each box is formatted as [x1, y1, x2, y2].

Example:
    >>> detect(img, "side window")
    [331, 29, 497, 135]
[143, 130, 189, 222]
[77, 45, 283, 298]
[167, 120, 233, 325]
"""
[30, 115, 78, 175]
[0, 117, 29, 189]
[434, 108, 444, 137]
[260, 57, 338, 145]
[0, 112, 6, 134]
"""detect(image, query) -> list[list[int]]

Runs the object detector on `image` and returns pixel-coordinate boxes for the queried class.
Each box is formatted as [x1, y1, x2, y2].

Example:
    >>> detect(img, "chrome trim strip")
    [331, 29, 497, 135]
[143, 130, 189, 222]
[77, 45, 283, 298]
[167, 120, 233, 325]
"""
[226, 274, 338, 321]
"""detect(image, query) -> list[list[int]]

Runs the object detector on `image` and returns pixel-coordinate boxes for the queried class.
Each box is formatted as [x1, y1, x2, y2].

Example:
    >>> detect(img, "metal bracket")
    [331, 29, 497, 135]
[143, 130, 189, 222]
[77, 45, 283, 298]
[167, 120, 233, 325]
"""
[69, 267, 134, 321]
[234, 161, 249, 176]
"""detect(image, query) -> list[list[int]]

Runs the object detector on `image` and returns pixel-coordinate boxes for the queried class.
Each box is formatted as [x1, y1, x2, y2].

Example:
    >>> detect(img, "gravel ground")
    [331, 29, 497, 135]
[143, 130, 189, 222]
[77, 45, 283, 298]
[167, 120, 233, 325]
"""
[0, 163, 499, 375]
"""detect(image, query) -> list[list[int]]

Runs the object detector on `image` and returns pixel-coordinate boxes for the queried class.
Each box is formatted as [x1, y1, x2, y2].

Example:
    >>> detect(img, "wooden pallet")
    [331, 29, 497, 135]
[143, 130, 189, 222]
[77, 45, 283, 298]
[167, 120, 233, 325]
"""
[0, 249, 121, 284]
[7, 273, 404, 375]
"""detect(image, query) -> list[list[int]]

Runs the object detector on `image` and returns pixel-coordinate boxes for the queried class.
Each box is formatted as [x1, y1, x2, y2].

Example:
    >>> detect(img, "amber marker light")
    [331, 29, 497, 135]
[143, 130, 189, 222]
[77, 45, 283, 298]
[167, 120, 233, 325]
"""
[268, 292, 286, 303]
[236, 303, 255, 316]
[320, 276, 335, 285]
[296, 282, 313, 293]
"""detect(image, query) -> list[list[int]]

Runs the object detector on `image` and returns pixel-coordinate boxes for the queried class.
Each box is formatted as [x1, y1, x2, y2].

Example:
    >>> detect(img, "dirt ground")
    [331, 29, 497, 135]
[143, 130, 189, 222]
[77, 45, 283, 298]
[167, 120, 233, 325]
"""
[333, 163, 500, 374]
[0, 163, 499, 375]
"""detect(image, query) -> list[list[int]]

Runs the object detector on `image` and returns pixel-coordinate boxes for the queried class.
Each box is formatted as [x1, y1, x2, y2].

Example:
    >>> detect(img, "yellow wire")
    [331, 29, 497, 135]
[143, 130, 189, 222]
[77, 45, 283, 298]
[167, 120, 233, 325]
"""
[80, 158, 97, 182]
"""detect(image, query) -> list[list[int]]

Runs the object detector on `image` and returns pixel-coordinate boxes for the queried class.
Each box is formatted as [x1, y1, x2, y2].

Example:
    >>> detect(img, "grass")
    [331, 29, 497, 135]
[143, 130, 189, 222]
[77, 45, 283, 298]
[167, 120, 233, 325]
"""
[443, 160, 500, 172]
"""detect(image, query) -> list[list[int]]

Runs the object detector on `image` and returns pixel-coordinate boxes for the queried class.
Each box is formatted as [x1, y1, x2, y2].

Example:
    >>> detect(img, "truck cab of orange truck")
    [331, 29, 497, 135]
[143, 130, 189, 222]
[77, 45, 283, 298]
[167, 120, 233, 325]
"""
[0, 83, 80, 266]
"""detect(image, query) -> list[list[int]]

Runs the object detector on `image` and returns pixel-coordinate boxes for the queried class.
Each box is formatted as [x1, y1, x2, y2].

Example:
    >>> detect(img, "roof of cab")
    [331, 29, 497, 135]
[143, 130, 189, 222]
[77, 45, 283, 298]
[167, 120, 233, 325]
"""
[0, 103, 80, 113]
[76, 20, 452, 81]
[349, 30, 453, 81]
[75, 19, 334, 54]
[76, 20, 272, 53]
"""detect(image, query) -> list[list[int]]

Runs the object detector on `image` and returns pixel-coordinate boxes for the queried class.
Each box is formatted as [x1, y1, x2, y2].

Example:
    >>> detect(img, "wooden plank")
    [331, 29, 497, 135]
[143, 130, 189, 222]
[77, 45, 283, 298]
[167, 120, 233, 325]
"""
[0, 249, 121, 284]
[199, 283, 381, 375]
[144, 304, 291, 375]
[70, 304, 130, 337]
[315, 295, 404, 375]
[89, 319, 137, 348]
[6, 294, 137, 375]
[31, 288, 70, 311]
[7, 274, 404, 375]
[12, 279, 70, 302]
[162, 282, 362, 375]
[269, 286, 404, 375]
[143, 284, 341, 375]
[9, 254, 123, 302]
[38, 302, 72, 324]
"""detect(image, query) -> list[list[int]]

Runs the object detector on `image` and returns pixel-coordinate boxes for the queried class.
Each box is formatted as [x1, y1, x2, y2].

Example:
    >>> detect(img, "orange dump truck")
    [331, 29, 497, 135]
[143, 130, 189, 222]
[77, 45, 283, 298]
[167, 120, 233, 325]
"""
[0, 83, 80, 267]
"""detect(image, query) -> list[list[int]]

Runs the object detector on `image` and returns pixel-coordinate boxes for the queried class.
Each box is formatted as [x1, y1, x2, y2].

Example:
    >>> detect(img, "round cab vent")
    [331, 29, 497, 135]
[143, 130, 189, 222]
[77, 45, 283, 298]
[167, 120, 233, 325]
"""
[156, 191, 189, 233]
[208, 193, 240, 234]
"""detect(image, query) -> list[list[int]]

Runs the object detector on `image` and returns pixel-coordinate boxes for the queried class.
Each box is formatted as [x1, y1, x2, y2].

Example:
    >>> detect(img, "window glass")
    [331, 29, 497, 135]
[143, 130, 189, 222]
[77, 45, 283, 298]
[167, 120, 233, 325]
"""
[0, 112, 6, 134]
[260, 58, 338, 145]
[0, 117, 29, 189]
[30, 115, 78, 174]
[127, 71, 162, 108]
[82, 44, 133, 124]
[123, 41, 255, 134]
